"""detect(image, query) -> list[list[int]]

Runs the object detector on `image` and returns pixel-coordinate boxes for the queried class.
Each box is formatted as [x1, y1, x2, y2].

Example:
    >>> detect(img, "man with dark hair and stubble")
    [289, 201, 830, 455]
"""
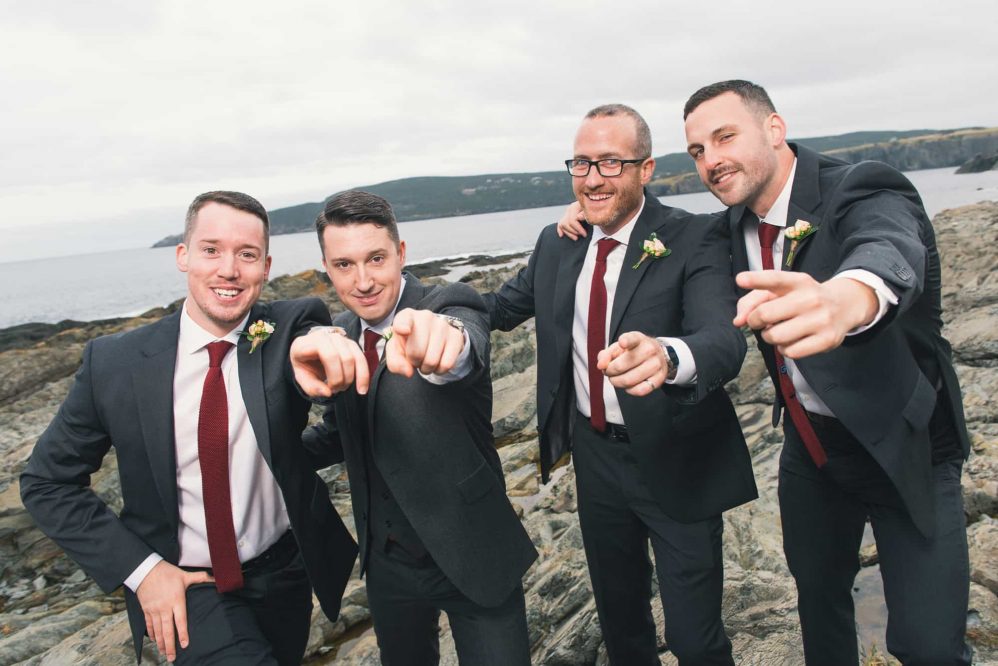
[488, 105, 757, 664]
[289, 190, 537, 665]
[21, 191, 358, 665]
[681, 79, 973, 665]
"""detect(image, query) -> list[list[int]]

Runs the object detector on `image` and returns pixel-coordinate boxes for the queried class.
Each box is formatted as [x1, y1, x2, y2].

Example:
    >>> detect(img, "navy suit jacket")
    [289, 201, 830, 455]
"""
[485, 193, 757, 523]
[21, 298, 358, 660]
[729, 143, 970, 537]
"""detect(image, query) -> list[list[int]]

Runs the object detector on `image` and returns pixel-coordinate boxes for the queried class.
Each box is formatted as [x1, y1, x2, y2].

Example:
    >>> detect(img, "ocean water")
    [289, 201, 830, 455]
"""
[2, 167, 996, 329]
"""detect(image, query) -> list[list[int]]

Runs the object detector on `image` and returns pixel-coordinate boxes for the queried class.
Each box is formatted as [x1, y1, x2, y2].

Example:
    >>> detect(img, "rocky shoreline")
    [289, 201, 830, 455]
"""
[1, 203, 996, 664]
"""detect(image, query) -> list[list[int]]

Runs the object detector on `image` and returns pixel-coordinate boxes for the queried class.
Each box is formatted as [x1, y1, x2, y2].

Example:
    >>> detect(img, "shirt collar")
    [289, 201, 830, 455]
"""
[592, 195, 646, 246]
[179, 300, 249, 356]
[360, 275, 407, 337]
[756, 158, 798, 228]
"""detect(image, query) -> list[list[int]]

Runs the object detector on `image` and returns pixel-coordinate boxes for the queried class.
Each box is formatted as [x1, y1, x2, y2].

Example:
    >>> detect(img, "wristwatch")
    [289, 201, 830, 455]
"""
[663, 344, 679, 381]
[435, 314, 465, 333]
[309, 325, 347, 336]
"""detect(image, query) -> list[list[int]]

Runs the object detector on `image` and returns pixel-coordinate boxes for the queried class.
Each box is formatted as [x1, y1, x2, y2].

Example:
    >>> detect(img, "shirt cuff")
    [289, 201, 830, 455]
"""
[123, 553, 163, 592]
[657, 337, 698, 385]
[420, 328, 473, 385]
[834, 270, 899, 335]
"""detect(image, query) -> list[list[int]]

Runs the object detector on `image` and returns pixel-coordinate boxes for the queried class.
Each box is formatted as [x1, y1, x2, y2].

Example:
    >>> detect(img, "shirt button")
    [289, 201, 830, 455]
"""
[238, 539, 246, 548]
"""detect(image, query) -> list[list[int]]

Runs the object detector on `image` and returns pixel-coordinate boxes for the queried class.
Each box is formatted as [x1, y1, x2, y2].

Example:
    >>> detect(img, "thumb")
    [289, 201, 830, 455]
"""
[616, 331, 642, 350]
[185, 570, 214, 586]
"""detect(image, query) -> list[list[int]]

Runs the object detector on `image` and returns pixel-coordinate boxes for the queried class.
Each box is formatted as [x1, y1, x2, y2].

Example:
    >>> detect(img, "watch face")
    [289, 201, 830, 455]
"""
[439, 315, 465, 332]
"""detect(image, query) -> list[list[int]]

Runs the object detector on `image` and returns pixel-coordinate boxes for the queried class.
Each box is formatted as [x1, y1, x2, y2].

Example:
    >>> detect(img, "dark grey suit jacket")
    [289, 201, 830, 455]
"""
[485, 193, 757, 523]
[20, 298, 358, 660]
[729, 143, 970, 537]
[304, 274, 537, 608]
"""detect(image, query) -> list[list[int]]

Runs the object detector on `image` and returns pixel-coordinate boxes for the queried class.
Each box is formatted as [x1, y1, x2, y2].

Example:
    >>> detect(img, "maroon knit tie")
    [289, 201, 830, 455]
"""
[758, 222, 828, 467]
[363, 329, 381, 377]
[197, 340, 244, 592]
[588, 238, 621, 432]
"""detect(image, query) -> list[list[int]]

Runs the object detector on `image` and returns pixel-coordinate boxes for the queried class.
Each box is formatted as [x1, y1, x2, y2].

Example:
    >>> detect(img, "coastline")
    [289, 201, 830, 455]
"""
[0, 203, 995, 663]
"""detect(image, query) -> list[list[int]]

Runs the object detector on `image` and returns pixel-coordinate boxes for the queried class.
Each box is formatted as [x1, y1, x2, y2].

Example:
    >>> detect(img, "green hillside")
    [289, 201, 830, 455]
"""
[152, 127, 994, 247]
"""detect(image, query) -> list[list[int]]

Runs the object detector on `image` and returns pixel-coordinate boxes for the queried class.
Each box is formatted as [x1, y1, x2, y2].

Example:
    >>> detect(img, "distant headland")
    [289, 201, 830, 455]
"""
[152, 127, 998, 248]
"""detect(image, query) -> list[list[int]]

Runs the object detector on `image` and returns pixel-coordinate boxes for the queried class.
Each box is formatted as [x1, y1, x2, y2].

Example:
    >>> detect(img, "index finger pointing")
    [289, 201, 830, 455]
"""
[735, 270, 805, 294]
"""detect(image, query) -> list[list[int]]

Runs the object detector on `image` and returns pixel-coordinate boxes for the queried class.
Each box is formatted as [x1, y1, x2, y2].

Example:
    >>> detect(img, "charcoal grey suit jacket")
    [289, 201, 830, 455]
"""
[304, 274, 537, 608]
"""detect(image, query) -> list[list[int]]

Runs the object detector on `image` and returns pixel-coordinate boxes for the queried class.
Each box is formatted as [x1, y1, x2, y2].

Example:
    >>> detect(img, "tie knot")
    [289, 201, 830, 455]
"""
[205, 340, 233, 368]
[596, 237, 621, 262]
[758, 221, 781, 250]
[363, 328, 382, 354]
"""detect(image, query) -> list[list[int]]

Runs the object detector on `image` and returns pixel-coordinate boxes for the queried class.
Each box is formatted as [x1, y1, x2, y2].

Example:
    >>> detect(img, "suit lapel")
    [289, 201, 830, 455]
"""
[609, 195, 666, 338]
[366, 273, 428, 439]
[782, 203, 819, 271]
[782, 144, 823, 272]
[133, 312, 182, 526]
[729, 205, 751, 279]
[238, 303, 274, 465]
[553, 226, 591, 364]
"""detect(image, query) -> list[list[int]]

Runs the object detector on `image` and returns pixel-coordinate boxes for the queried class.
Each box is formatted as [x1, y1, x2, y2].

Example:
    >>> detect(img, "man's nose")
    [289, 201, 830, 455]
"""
[356, 266, 374, 291]
[218, 253, 238, 278]
[584, 165, 606, 188]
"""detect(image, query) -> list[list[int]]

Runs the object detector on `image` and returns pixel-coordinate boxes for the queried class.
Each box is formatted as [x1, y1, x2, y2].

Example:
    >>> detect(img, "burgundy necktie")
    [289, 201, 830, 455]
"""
[197, 340, 244, 592]
[758, 222, 828, 467]
[363, 329, 382, 377]
[587, 237, 621, 432]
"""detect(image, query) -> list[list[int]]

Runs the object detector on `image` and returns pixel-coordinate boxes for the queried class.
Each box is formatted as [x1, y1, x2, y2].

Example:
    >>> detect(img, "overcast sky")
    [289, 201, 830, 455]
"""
[2, 0, 995, 261]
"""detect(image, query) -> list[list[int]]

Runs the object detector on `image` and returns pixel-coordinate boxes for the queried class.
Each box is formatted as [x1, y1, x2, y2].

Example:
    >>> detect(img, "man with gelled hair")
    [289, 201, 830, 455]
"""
[682, 80, 971, 664]
[290, 190, 536, 665]
[21, 191, 357, 665]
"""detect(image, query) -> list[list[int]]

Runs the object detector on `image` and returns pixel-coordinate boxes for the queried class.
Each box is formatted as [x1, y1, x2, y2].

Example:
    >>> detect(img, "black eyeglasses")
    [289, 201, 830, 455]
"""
[565, 158, 647, 177]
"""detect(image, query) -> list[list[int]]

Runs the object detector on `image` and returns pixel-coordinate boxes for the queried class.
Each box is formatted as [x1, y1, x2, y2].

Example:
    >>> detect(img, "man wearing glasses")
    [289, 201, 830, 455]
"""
[484, 105, 756, 664]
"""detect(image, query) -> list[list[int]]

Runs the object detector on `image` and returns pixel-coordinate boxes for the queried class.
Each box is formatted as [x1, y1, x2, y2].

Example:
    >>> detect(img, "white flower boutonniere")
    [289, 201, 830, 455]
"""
[632, 232, 671, 269]
[242, 319, 275, 354]
[784, 219, 818, 265]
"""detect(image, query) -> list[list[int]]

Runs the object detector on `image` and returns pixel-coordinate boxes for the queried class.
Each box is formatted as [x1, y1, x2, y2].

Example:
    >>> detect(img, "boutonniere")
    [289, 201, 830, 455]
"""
[632, 232, 671, 269]
[242, 319, 275, 354]
[784, 219, 818, 265]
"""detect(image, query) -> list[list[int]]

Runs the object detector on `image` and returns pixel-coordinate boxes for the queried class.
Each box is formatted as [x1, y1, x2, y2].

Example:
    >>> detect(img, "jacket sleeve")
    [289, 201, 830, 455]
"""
[482, 228, 550, 331]
[300, 402, 346, 468]
[19, 341, 156, 593]
[829, 162, 929, 320]
[662, 215, 747, 403]
[285, 298, 347, 469]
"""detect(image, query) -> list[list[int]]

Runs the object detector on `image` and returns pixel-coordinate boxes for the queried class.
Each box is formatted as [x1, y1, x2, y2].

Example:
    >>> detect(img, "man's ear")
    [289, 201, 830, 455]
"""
[176, 243, 189, 273]
[640, 157, 656, 185]
[768, 113, 788, 147]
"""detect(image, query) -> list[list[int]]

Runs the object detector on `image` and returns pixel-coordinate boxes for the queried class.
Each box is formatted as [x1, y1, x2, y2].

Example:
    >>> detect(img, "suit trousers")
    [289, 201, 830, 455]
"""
[779, 414, 971, 666]
[174, 542, 313, 666]
[365, 540, 531, 666]
[573, 413, 734, 666]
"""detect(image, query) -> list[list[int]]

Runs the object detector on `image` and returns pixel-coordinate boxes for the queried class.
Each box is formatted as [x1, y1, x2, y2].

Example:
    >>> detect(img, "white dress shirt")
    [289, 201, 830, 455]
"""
[572, 196, 697, 426]
[359, 277, 473, 385]
[124, 303, 290, 591]
[743, 158, 898, 416]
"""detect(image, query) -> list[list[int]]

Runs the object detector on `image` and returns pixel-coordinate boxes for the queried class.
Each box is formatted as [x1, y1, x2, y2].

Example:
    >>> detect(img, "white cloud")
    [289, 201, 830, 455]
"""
[1, 0, 995, 249]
